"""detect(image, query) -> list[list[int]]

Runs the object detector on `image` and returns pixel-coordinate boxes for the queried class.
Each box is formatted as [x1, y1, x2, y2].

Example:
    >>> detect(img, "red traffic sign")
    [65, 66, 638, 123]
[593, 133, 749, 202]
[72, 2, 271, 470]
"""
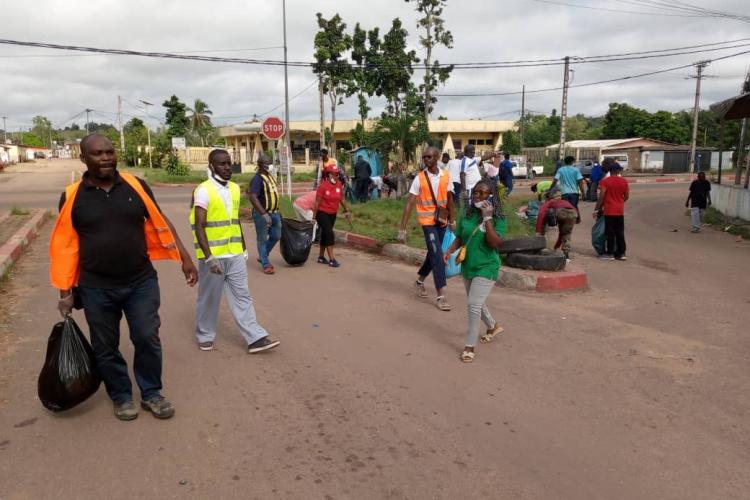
[261, 116, 285, 140]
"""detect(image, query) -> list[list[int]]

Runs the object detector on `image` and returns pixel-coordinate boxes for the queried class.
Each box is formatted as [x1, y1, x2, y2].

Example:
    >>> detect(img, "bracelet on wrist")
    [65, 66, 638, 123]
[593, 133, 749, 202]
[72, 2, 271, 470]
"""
[483, 216, 493, 222]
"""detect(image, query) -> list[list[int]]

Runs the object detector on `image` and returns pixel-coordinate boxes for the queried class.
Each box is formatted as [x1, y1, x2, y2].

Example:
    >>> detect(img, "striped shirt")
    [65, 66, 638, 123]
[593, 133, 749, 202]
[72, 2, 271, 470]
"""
[249, 172, 279, 213]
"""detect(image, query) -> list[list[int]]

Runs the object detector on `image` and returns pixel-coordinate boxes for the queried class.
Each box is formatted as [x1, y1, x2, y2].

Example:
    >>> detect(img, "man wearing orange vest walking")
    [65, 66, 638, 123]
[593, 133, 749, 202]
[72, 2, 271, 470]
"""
[50, 134, 198, 421]
[398, 146, 455, 311]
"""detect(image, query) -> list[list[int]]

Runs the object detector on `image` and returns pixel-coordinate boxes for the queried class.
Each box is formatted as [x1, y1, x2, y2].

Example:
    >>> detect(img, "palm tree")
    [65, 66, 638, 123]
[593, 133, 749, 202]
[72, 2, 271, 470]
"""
[188, 99, 213, 146]
[368, 113, 430, 166]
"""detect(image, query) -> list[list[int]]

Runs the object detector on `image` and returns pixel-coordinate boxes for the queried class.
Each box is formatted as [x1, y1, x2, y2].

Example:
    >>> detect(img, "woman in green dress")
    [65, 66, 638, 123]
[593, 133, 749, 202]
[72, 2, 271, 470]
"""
[443, 179, 506, 363]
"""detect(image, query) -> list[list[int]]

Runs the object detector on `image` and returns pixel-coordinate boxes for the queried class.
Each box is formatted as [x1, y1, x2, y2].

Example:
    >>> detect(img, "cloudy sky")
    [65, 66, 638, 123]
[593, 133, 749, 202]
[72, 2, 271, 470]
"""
[1, 0, 749, 131]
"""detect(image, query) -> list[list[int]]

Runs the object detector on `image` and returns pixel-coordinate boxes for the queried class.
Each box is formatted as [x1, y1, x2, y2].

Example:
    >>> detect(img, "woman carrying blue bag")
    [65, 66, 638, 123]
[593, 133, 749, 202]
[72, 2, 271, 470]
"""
[441, 228, 462, 278]
[443, 179, 506, 363]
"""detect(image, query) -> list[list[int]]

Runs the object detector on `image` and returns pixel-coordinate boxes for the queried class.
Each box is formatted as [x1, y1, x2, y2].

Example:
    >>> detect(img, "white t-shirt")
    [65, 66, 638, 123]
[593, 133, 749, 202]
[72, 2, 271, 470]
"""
[409, 168, 455, 197]
[484, 162, 499, 178]
[447, 158, 462, 185]
[460, 156, 482, 191]
[193, 177, 238, 258]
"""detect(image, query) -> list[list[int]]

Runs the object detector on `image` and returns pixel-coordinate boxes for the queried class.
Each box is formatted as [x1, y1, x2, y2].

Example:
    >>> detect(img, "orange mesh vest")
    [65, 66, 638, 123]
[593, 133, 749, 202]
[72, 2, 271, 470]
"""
[49, 172, 180, 290]
[416, 170, 450, 226]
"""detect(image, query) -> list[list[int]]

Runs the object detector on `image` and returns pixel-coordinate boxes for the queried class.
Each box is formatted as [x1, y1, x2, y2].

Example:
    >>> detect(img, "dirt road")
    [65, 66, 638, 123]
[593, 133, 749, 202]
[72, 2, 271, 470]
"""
[1, 161, 748, 499]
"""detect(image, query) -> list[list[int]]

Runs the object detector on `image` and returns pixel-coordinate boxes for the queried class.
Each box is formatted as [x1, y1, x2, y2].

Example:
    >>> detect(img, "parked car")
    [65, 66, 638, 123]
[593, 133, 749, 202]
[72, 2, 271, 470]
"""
[601, 154, 629, 171]
[509, 161, 544, 179]
[575, 160, 595, 178]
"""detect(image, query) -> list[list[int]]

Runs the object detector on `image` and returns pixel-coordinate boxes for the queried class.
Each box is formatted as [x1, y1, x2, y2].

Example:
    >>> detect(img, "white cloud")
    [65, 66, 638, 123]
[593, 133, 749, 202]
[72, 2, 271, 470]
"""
[0, 0, 748, 130]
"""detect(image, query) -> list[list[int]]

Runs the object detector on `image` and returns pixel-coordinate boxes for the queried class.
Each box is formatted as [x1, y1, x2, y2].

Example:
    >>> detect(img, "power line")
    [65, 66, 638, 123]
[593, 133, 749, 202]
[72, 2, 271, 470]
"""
[435, 48, 750, 97]
[534, 0, 750, 22]
[1, 37, 750, 70]
[0, 45, 285, 58]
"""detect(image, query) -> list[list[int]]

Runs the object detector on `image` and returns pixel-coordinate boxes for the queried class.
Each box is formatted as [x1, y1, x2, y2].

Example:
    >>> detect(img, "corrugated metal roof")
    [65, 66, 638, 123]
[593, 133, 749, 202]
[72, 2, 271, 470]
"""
[546, 138, 641, 149]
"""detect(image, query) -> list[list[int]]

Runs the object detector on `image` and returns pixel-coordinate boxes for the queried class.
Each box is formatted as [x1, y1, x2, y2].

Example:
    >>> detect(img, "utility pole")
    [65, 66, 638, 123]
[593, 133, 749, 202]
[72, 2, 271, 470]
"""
[85, 108, 92, 134]
[738, 70, 750, 187]
[281, 0, 292, 198]
[520, 84, 526, 150]
[558, 56, 571, 161]
[318, 76, 325, 150]
[1, 116, 6, 143]
[688, 60, 709, 173]
[318, 76, 325, 187]
[117, 96, 125, 153]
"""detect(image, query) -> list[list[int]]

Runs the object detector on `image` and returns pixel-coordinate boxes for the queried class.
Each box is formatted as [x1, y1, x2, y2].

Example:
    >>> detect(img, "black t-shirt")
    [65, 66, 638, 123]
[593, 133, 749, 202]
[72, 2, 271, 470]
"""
[689, 179, 711, 209]
[58, 172, 160, 288]
[354, 159, 372, 180]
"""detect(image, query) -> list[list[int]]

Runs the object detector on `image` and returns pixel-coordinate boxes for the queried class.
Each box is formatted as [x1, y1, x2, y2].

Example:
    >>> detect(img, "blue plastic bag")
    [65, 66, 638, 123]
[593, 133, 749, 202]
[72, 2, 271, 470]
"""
[442, 228, 462, 278]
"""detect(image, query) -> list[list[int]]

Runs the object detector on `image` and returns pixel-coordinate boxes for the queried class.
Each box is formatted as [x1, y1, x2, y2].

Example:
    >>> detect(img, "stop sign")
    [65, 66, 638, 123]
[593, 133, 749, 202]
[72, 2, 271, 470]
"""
[261, 116, 285, 140]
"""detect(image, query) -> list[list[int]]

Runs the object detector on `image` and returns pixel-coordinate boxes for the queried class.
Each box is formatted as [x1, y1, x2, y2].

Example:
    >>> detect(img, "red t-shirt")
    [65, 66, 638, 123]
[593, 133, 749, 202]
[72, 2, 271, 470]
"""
[316, 179, 344, 214]
[600, 176, 629, 216]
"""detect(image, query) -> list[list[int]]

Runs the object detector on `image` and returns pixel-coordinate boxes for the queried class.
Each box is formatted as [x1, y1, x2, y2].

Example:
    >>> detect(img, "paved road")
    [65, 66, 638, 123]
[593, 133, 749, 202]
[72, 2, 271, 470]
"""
[1, 160, 748, 499]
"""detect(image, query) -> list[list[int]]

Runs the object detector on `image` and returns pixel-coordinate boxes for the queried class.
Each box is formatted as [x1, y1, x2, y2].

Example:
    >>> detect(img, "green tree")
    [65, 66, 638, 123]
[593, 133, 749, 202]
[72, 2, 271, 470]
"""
[162, 95, 189, 139]
[367, 112, 430, 165]
[405, 0, 453, 125]
[32, 115, 53, 148]
[123, 118, 149, 166]
[187, 99, 213, 146]
[502, 130, 522, 155]
[602, 103, 651, 139]
[313, 13, 352, 151]
[375, 18, 420, 118]
[19, 132, 43, 147]
[348, 23, 380, 129]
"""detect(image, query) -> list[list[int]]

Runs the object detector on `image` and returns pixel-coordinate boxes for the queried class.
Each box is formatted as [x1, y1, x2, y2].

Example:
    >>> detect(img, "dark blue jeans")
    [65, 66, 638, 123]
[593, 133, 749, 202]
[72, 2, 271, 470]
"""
[418, 224, 447, 291]
[252, 209, 282, 267]
[78, 277, 162, 403]
[562, 193, 579, 209]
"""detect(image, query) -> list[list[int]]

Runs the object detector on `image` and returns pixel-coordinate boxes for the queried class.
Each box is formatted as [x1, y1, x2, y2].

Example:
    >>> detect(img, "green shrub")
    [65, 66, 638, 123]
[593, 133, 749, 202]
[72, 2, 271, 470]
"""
[165, 153, 190, 176]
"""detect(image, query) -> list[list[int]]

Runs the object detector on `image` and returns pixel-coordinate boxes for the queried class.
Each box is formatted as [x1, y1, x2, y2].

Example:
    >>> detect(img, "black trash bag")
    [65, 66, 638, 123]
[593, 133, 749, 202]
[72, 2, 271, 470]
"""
[38, 316, 101, 412]
[280, 217, 314, 266]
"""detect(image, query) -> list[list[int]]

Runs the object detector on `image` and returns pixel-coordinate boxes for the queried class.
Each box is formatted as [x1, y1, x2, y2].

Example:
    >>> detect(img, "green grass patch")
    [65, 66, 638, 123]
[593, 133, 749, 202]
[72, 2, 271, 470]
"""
[239, 192, 534, 249]
[10, 206, 30, 216]
[347, 196, 534, 248]
[704, 207, 750, 240]
[121, 165, 315, 186]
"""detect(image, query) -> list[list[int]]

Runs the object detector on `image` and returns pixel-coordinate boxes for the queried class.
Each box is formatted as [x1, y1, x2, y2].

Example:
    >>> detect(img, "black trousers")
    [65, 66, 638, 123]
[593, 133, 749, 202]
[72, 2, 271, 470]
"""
[316, 211, 337, 247]
[604, 215, 626, 258]
[355, 178, 369, 202]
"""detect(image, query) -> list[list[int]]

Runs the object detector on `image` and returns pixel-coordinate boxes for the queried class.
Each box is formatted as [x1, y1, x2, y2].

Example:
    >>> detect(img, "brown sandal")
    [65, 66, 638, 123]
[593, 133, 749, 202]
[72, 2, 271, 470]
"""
[480, 323, 504, 343]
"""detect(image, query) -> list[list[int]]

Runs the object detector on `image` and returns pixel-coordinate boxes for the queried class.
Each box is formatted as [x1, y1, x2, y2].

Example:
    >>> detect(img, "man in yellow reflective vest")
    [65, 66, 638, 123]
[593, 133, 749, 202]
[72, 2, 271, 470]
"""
[191, 149, 280, 353]
[397, 146, 455, 311]
[248, 153, 281, 274]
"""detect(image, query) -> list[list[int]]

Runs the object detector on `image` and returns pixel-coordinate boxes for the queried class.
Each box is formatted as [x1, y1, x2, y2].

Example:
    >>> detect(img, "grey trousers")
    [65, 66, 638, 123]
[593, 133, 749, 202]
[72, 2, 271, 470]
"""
[691, 207, 704, 231]
[195, 254, 268, 345]
[463, 277, 497, 347]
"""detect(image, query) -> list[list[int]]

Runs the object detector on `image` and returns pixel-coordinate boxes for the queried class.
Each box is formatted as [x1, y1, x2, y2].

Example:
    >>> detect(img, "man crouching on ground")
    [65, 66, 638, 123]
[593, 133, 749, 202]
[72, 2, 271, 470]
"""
[191, 149, 280, 354]
[51, 134, 198, 421]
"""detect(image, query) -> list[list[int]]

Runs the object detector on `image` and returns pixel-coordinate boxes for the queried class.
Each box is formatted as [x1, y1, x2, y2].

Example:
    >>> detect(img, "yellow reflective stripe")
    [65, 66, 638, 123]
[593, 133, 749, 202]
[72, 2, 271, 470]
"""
[194, 236, 244, 250]
[261, 174, 279, 212]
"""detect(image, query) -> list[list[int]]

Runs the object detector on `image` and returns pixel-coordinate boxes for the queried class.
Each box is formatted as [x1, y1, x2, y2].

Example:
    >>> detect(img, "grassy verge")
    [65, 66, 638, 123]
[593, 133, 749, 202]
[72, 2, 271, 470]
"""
[703, 207, 750, 240]
[242, 192, 535, 249]
[10, 206, 30, 216]
[121, 166, 317, 185]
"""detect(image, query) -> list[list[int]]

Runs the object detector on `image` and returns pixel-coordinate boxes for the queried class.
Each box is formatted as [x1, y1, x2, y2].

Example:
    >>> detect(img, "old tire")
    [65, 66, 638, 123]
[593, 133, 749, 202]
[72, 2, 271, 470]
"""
[504, 252, 566, 271]
[497, 235, 547, 254]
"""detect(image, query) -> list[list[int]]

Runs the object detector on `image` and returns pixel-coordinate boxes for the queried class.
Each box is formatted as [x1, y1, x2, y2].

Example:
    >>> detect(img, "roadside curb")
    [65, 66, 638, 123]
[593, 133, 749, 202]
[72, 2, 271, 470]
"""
[498, 263, 588, 292]
[239, 206, 589, 293]
[626, 177, 687, 184]
[0, 210, 51, 279]
[338, 231, 589, 293]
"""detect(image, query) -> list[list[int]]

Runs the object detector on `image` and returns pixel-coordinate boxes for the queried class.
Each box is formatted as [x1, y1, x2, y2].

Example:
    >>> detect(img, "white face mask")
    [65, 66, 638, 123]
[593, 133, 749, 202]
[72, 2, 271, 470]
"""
[474, 201, 485, 208]
[268, 165, 276, 177]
